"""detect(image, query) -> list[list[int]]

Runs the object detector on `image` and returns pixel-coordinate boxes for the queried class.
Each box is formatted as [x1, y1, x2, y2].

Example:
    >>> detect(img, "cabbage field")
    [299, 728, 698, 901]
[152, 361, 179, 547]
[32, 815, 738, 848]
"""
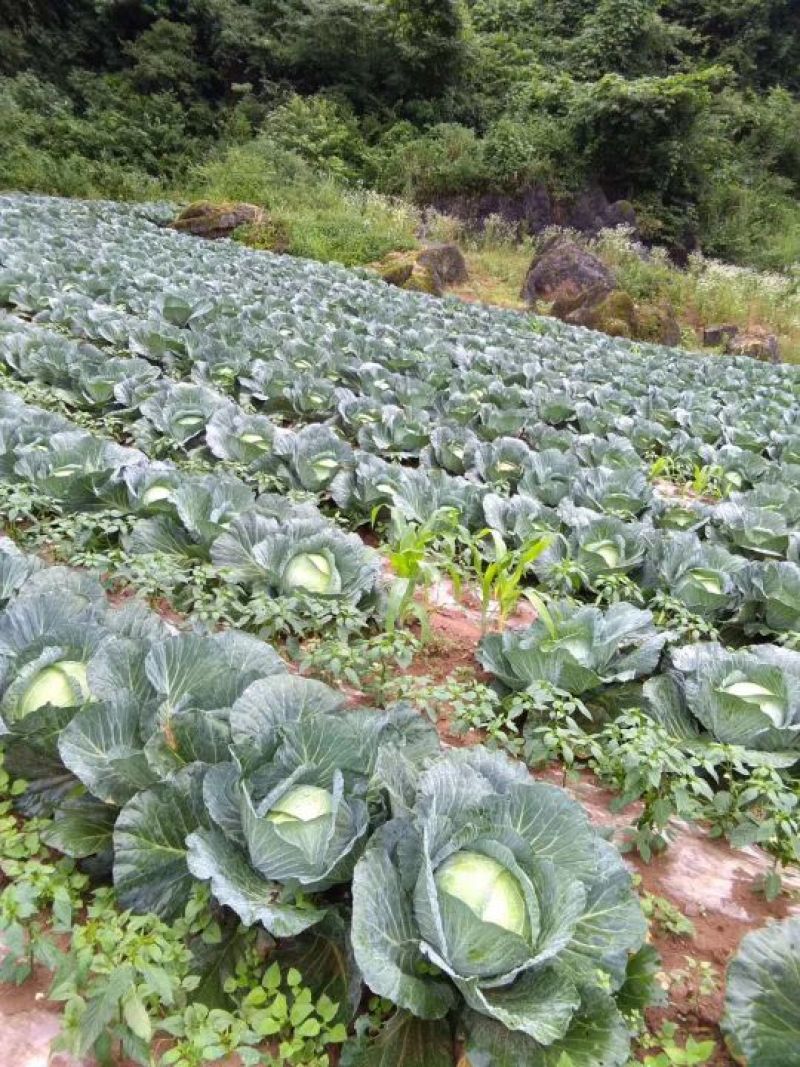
[0, 194, 798, 1066]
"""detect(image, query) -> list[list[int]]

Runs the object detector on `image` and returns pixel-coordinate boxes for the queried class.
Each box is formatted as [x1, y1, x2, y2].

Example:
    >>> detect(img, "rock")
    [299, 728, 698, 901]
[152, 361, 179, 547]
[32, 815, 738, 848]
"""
[552, 285, 680, 345]
[403, 264, 442, 295]
[522, 236, 617, 305]
[429, 184, 638, 239]
[604, 199, 638, 230]
[171, 200, 265, 239]
[635, 302, 682, 346]
[727, 327, 780, 364]
[703, 323, 739, 347]
[381, 261, 415, 287]
[417, 243, 468, 286]
[377, 250, 453, 296]
[430, 184, 553, 236]
[556, 288, 635, 337]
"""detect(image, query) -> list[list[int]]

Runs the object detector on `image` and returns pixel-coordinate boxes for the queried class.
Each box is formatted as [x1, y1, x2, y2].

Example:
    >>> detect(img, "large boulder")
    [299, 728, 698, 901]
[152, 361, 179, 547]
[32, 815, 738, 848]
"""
[703, 323, 739, 348]
[417, 243, 468, 287]
[635, 302, 681, 347]
[376, 245, 468, 297]
[171, 201, 265, 239]
[552, 286, 680, 345]
[727, 327, 780, 364]
[522, 236, 616, 304]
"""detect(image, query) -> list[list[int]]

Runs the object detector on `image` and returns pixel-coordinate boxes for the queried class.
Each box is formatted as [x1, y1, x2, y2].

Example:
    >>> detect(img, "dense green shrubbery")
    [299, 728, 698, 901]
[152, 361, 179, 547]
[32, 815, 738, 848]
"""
[0, 0, 798, 268]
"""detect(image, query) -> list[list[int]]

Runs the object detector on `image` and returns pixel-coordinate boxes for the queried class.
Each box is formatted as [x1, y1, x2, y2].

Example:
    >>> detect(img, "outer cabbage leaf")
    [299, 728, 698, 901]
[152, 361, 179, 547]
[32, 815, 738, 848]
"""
[723, 917, 800, 1067]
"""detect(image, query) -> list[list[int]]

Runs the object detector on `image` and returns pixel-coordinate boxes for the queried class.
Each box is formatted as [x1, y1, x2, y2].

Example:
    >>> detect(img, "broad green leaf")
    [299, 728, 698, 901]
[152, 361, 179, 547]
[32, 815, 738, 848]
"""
[341, 1011, 453, 1067]
[463, 984, 631, 1067]
[113, 764, 210, 919]
[723, 916, 800, 1066]
[186, 827, 325, 936]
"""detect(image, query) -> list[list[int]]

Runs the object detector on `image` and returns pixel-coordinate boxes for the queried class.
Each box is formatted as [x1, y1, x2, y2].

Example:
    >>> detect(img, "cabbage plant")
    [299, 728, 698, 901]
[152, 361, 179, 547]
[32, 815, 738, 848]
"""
[275, 424, 354, 492]
[723, 916, 800, 1065]
[709, 502, 797, 560]
[13, 431, 144, 509]
[737, 561, 800, 637]
[182, 677, 439, 932]
[534, 514, 647, 592]
[479, 600, 665, 698]
[351, 748, 647, 1066]
[644, 533, 746, 618]
[213, 516, 380, 603]
[569, 466, 653, 519]
[138, 381, 229, 448]
[0, 538, 42, 607]
[206, 405, 278, 464]
[656, 643, 800, 756]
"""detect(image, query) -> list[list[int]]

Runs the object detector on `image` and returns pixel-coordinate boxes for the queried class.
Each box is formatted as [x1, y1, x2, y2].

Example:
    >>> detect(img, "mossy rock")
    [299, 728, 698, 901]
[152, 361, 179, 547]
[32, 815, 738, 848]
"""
[171, 201, 265, 239]
[375, 253, 442, 296]
[381, 261, 415, 287]
[403, 265, 441, 295]
[554, 285, 680, 346]
[634, 302, 681, 346]
[599, 316, 633, 338]
[597, 290, 636, 322]
[417, 243, 468, 286]
[559, 287, 635, 334]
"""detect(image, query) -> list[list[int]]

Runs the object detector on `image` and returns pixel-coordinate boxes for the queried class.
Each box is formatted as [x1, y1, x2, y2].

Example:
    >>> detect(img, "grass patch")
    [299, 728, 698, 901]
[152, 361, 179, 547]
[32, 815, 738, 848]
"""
[185, 137, 418, 267]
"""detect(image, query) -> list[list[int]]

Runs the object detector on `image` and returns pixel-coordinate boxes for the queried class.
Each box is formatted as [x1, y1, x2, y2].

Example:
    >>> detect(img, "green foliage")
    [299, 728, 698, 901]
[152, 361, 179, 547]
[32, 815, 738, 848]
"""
[636, 884, 696, 940]
[2, 0, 798, 269]
[635, 1021, 717, 1066]
[0, 743, 346, 1066]
[191, 137, 418, 266]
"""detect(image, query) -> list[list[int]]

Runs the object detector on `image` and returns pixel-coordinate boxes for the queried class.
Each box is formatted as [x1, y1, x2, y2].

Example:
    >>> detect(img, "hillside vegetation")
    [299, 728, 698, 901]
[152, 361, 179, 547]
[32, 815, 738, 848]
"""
[2, 0, 800, 272]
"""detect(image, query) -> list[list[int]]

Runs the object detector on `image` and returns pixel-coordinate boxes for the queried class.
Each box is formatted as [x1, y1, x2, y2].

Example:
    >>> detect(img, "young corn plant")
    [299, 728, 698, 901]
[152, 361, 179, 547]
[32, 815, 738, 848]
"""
[383, 507, 459, 640]
[467, 530, 552, 633]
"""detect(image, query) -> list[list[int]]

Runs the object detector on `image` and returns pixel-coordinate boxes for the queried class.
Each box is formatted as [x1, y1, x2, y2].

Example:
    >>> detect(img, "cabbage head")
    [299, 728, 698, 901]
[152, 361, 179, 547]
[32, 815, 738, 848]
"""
[351, 748, 646, 1066]
[667, 643, 800, 755]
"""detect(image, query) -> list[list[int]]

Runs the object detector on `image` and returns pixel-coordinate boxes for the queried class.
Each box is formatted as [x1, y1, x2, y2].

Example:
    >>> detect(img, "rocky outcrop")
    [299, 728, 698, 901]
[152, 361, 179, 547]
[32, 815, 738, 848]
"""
[702, 324, 739, 348]
[634, 302, 682, 347]
[727, 327, 780, 364]
[171, 201, 265, 239]
[378, 244, 468, 297]
[429, 183, 638, 239]
[551, 286, 680, 345]
[521, 236, 616, 304]
[417, 244, 468, 287]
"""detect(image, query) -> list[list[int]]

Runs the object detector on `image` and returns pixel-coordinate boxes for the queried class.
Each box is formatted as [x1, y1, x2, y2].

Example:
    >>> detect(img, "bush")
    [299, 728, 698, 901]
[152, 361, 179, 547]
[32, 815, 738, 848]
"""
[260, 94, 368, 180]
[189, 137, 419, 266]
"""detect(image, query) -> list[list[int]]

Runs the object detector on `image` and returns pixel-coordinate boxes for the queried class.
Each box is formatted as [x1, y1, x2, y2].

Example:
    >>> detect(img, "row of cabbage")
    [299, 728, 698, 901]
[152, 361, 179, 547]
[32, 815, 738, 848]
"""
[478, 598, 800, 765]
[0, 390, 382, 611]
[0, 538, 651, 1067]
[3, 373, 798, 767]
[2, 367, 799, 645]
[1, 198, 798, 464]
[1, 312, 799, 628]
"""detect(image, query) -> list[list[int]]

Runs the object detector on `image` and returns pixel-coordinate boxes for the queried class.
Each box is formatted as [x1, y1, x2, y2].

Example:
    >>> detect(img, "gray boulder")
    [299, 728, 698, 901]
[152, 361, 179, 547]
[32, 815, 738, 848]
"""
[417, 244, 468, 287]
[727, 328, 780, 364]
[703, 324, 739, 347]
[522, 236, 616, 304]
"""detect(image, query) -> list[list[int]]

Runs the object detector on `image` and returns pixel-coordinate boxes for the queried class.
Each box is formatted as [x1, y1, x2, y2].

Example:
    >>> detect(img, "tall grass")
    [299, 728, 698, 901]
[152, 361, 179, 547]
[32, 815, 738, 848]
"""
[591, 228, 800, 362]
[185, 138, 418, 267]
